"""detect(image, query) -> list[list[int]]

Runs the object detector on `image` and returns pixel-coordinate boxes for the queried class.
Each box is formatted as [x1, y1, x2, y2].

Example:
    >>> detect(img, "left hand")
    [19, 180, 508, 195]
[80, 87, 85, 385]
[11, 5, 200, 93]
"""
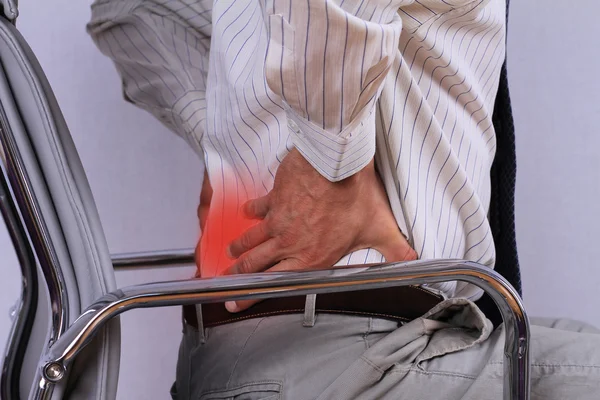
[224, 148, 416, 312]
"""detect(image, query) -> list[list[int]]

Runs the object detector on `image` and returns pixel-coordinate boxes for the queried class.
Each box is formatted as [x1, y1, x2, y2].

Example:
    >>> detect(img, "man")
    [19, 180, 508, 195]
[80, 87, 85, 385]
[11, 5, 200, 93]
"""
[88, 0, 600, 398]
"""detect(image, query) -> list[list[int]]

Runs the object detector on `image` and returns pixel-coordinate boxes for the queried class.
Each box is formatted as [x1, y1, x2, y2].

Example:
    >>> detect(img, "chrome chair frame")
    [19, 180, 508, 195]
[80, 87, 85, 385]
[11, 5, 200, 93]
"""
[0, 80, 69, 400]
[49, 257, 530, 400]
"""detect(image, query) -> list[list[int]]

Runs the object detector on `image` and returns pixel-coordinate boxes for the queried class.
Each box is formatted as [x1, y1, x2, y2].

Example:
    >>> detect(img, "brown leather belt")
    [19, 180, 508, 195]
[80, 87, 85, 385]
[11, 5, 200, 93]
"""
[183, 286, 443, 329]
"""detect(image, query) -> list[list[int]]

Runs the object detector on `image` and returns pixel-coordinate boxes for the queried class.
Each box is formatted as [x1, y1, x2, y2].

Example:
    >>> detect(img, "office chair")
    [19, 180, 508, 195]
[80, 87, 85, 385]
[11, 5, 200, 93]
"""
[0, 1, 528, 399]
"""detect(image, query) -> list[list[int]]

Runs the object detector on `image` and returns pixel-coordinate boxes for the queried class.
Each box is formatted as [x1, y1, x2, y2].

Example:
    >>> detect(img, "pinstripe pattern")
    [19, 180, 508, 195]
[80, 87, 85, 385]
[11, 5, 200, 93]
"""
[88, 0, 505, 299]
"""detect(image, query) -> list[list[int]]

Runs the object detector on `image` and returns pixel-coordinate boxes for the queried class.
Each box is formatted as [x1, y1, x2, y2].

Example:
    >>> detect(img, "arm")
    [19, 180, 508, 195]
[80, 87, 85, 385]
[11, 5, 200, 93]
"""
[88, 0, 214, 273]
[264, 0, 403, 181]
[87, 0, 212, 152]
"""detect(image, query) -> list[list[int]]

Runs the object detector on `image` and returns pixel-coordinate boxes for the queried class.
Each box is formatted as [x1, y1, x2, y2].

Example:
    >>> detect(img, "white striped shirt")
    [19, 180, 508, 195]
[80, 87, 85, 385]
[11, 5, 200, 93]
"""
[88, 0, 506, 299]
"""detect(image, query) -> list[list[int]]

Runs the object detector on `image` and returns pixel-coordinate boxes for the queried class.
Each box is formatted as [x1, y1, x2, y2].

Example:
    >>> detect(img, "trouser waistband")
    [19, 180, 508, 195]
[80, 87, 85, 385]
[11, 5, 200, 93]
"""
[183, 285, 444, 333]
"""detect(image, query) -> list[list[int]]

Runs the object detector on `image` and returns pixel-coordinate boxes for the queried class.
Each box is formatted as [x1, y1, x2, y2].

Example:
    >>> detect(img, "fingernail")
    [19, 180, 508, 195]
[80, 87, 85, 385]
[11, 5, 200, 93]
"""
[225, 301, 238, 313]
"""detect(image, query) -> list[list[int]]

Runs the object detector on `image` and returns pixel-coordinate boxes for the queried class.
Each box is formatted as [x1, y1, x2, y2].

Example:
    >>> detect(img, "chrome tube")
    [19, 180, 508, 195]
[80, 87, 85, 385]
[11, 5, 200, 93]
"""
[40, 260, 530, 400]
[0, 95, 68, 400]
[112, 248, 195, 269]
[27, 380, 52, 400]
[0, 146, 38, 400]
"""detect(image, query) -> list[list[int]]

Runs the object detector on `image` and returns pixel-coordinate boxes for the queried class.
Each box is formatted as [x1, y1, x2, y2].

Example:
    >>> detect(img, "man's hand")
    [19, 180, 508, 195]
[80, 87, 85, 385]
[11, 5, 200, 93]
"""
[224, 148, 417, 312]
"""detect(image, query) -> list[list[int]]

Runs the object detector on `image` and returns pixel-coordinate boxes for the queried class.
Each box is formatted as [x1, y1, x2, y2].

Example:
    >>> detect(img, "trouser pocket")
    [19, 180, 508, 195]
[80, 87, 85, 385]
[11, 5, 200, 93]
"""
[198, 382, 282, 400]
[316, 298, 493, 399]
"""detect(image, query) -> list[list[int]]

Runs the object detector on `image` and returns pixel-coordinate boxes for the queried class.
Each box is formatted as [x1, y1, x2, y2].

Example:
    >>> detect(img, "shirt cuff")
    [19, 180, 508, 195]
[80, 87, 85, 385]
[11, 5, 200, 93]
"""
[286, 104, 376, 182]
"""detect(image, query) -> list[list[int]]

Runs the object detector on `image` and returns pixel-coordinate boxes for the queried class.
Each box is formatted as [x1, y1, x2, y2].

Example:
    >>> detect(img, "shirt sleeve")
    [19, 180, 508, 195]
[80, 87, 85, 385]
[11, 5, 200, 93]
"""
[264, 0, 404, 182]
[87, 0, 212, 154]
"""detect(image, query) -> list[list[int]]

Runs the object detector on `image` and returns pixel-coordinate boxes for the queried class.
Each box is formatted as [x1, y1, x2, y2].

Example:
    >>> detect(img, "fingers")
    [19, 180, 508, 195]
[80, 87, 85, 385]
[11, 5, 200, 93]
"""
[225, 258, 306, 312]
[225, 238, 282, 275]
[227, 222, 270, 259]
[243, 195, 270, 219]
[223, 239, 283, 313]
[225, 300, 248, 312]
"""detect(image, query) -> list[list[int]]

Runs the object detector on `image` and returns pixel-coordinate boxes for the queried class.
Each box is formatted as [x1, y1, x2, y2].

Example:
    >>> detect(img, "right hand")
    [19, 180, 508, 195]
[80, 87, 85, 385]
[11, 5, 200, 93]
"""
[224, 150, 417, 312]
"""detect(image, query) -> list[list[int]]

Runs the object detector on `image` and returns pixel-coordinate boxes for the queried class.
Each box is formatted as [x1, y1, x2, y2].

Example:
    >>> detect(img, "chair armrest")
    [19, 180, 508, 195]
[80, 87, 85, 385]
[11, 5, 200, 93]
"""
[38, 259, 530, 400]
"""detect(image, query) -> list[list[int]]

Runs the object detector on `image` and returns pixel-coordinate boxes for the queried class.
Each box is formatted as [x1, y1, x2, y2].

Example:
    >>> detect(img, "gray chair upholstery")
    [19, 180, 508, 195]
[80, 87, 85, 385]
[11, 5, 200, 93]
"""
[0, 15, 119, 400]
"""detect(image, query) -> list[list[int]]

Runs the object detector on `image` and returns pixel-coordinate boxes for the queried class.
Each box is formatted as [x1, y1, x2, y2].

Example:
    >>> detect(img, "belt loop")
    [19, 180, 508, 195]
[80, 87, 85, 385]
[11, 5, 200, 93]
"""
[303, 294, 317, 327]
[195, 304, 207, 343]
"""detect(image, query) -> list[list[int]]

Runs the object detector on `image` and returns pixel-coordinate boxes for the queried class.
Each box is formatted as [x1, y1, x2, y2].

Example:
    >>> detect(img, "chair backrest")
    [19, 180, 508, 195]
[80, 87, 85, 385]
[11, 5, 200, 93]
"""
[0, 15, 120, 400]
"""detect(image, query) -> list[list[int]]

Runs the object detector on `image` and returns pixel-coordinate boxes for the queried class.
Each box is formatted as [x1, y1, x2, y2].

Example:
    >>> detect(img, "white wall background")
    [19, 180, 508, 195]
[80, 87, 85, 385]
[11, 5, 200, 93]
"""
[509, 1, 600, 322]
[0, 0, 598, 399]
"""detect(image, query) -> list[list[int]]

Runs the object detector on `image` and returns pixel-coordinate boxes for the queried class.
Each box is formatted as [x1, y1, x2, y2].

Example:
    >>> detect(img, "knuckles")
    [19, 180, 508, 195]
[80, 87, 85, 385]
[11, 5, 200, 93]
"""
[239, 232, 253, 250]
[236, 255, 255, 274]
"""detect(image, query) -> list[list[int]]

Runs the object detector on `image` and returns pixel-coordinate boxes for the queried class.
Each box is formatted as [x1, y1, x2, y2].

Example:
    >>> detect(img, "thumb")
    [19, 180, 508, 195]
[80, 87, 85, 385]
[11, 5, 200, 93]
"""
[376, 230, 418, 262]
[361, 212, 418, 263]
